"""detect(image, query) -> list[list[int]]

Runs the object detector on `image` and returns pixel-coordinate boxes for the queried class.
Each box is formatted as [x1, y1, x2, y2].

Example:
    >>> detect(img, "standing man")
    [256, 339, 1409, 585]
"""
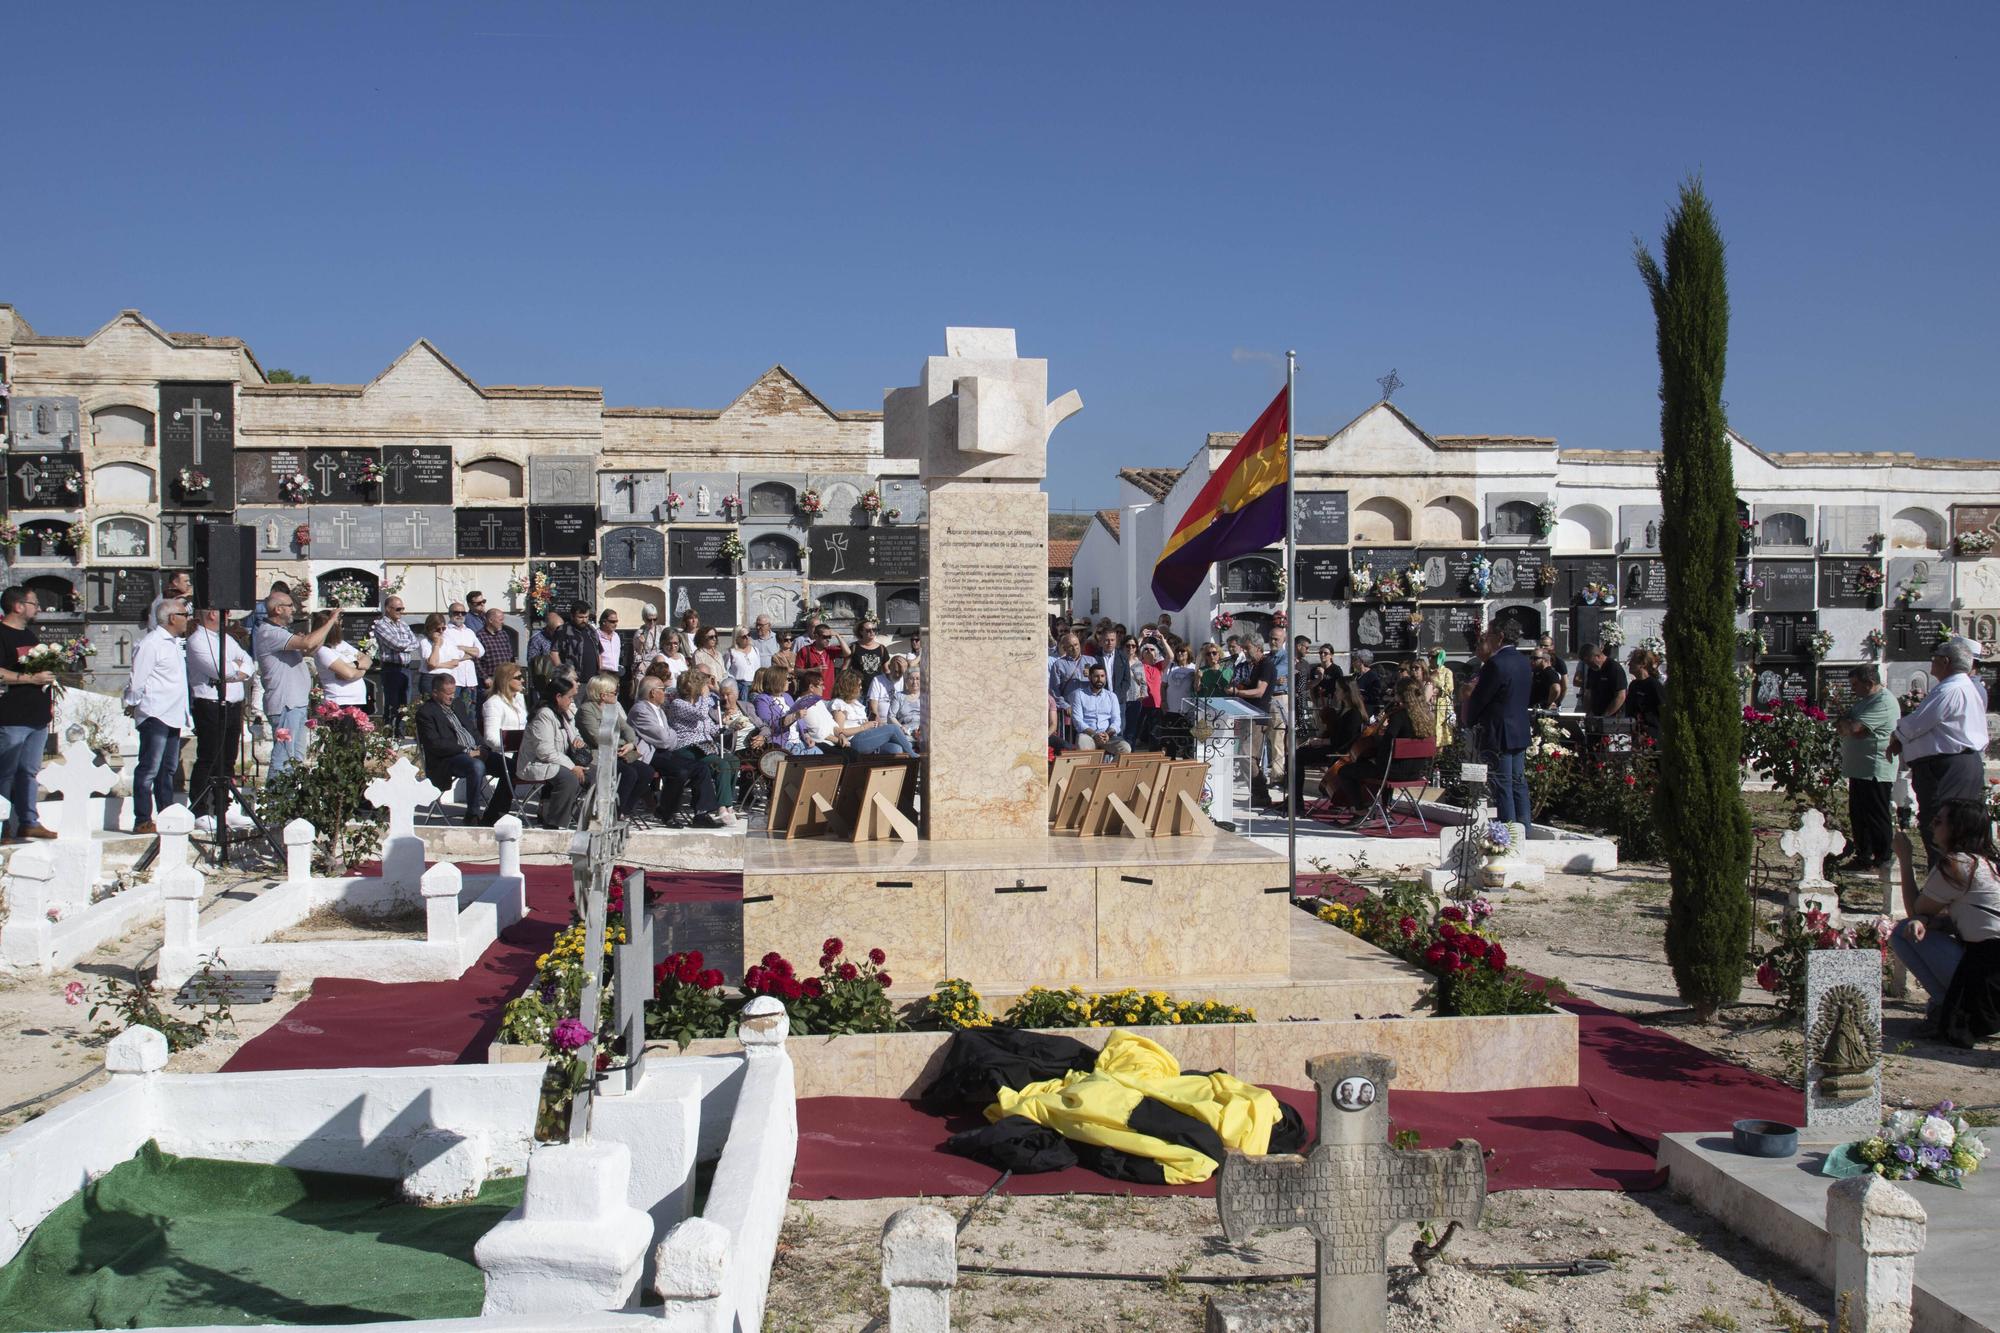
[125, 595, 193, 834]
[796, 621, 845, 700]
[1460, 625, 1533, 835]
[1837, 664, 1898, 874]
[560, 603, 602, 683]
[440, 601, 485, 729]
[1580, 643, 1627, 718]
[0, 588, 57, 843]
[186, 607, 255, 831]
[1230, 633, 1284, 785]
[465, 590, 488, 623]
[371, 594, 421, 736]
[594, 609, 622, 684]
[748, 613, 782, 671]
[475, 607, 515, 691]
[1352, 648, 1384, 717]
[253, 584, 333, 780]
[1070, 663, 1130, 755]
[1889, 635, 1990, 865]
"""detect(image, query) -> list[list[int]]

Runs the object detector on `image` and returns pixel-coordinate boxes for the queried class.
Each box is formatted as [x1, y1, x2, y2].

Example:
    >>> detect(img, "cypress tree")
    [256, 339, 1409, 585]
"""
[1636, 181, 1753, 1020]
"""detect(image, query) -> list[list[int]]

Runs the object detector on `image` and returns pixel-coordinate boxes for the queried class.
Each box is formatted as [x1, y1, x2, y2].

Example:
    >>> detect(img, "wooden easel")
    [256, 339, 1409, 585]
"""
[768, 755, 845, 839]
[1048, 752, 1098, 824]
[834, 760, 920, 843]
[1148, 760, 1215, 837]
[1056, 766, 1152, 838]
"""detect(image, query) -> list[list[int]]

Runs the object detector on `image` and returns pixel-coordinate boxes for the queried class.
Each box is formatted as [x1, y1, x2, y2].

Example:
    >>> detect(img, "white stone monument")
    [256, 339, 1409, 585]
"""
[36, 736, 115, 901]
[1782, 808, 1846, 919]
[366, 756, 442, 892]
[1828, 1174, 1924, 1333]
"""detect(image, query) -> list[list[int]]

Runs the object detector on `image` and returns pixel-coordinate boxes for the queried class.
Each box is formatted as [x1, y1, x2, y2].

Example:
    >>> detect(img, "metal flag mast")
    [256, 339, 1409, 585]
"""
[1285, 349, 1299, 900]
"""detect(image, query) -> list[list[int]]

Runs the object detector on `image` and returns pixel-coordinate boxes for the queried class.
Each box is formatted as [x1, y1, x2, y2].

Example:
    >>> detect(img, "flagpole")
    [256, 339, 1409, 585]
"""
[1285, 349, 1299, 900]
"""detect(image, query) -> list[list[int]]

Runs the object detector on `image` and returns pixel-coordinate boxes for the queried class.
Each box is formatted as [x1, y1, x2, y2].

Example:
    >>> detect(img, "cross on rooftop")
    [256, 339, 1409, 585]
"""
[1216, 1052, 1485, 1332]
[1376, 369, 1403, 401]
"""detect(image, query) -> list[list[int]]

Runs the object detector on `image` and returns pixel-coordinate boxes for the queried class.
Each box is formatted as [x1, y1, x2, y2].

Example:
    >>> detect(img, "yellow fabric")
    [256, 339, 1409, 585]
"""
[983, 1031, 1285, 1184]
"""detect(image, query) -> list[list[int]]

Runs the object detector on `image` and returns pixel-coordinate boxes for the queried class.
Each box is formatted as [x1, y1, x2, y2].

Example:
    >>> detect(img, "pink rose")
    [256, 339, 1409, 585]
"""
[63, 981, 85, 1005]
[274, 728, 292, 743]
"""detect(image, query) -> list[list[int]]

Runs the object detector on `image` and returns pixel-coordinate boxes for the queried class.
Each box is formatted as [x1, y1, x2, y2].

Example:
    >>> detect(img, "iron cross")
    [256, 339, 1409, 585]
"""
[174, 397, 223, 466]
[1376, 370, 1404, 401]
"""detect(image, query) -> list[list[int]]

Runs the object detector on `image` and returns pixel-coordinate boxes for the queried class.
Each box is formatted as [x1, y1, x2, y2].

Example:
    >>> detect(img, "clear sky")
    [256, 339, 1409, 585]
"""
[6, 3, 1994, 511]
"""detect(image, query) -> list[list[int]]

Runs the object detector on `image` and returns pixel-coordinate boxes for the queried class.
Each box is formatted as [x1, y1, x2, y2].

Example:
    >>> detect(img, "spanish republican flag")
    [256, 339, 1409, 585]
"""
[1150, 385, 1289, 611]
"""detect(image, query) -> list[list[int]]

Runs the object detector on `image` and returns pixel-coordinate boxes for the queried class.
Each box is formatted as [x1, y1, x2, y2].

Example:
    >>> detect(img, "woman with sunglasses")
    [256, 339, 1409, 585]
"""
[1891, 799, 2000, 1046]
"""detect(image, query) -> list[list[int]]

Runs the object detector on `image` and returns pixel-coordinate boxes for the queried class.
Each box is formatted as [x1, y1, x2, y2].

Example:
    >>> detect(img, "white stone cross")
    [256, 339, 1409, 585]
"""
[385, 453, 411, 495]
[1782, 808, 1847, 892]
[479, 513, 504, 547]
[312, 454, 340, 495]
[366, 756, 442, 843]
[330, 509, 359, 551]
[1216, 1053, 1486, 1333]
[38, 740, 112, 841]
[173, 397, 222, 465]
[405, 509, 432, 551]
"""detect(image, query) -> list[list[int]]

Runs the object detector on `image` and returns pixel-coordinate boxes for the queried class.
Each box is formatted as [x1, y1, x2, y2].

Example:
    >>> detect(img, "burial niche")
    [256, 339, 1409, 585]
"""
[1352, 496, 1411, 544]
[819, 590, 870, 626]
[748, 532, 802, 572]
[91, 461, 156, 505]
[18, 519, 72, 561]
[23, 575, 77, 613]
[1420, 496, 1478, 543]
[1223, 555, 1280, 599]
[92, 516, 152, 561]
[747, 480, 798, 517]
[1557, 504, 1612, 551]
[1491, 499, 1541, 541]
[462, 457, 524, 502]
[91, 404, 155, 449]
[1890, 507, 1944, 551]
[1760, 510, 1809, 548]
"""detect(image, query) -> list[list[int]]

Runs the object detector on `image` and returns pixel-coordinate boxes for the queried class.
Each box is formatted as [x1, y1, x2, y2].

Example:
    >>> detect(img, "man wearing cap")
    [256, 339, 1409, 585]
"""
[1889, 635, 1990, 865]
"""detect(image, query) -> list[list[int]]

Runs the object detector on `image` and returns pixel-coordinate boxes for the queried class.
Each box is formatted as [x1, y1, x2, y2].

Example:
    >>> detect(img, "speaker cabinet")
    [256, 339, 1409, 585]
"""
[192, 524, 257, 611]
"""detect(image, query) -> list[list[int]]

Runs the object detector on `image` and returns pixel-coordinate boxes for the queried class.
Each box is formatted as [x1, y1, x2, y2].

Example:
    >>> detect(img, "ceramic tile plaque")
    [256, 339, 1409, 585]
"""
[235, 448, 310, 504]
[1294, 550, 1349, 601]
[309, 505, 384, 560]
[6, 396, 82, 451]
[668, 577, 738, 626]
[380, 445, 454, 505]
[598, 469, 668, 523]
[529, 505, 594, 557]
[1619, 505, 1666, 554]
[379, 505, 457, 560]
[669, 528, 733, 578]
[529, 455, 596, 506]
[456, 508, 527, 559]
[302, 448, 378, 505]
[666, 473, 740, 521]
[237, 508, 312, 561]
[1294, 491, 1350, 545]
[1819, 505, 1881, 554]
[600, 526, 666, 580]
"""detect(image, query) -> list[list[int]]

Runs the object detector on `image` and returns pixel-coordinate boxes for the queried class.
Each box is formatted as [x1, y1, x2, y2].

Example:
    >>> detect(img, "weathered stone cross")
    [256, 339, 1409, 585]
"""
[365, 756, 442, 843]
[1782, 808, 1846, 894]
[173, 397, 222, 465]
[1216, 1053, 1486, 1333]
[312, 454, 340, 495]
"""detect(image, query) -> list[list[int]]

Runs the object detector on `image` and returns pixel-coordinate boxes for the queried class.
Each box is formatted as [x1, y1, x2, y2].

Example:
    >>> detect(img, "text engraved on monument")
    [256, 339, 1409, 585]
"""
[935, 525, 1041, 649]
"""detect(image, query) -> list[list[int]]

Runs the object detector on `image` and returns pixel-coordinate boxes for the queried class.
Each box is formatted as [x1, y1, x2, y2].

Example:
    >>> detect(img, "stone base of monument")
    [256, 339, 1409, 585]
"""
[1657, 1130, 1999, 1333]
[1239, 804, 1618, 874]
[1204, 1286, 1313, 1332]
[742, 827, 1292, 997]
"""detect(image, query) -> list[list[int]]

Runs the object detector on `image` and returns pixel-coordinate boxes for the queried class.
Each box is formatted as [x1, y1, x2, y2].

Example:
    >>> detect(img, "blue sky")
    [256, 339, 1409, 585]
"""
[6, 3, 1995, 511]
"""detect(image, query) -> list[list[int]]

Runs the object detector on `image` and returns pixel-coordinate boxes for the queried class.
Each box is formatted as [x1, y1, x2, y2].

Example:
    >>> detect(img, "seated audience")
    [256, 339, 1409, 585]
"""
[1325, 678, 1435, 823]
[519, 673, 590, 828]
[829, 668, 918, 755]
[415, 674, 511, 826]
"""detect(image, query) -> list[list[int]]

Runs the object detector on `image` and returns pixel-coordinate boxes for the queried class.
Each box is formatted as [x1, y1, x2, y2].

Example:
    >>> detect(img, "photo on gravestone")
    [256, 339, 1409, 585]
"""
[528, 455, 597, 507]
[1620, 557, 1670, 608]
[1293, 491, 1349, 545]
[379, 505, 456, 560]
[379, 445, 455, 505]
[876, 583, 925, 629]
[600, 526, 666, 580]
[1883, 609, 1954, 662]
[1753, 610, 1818, 658]
[234, 449, 309, 505]
[598, 469, 668, 523]
[669, 577, 737, 627]
[1412, 549, 1479, 601]
[6, 396, 82, 451]
[1820, 559, 1885, 609]
[1350, 603, 1415, 654]
[309, 506, 385, 560]
[1819, 668, 1859, 714]
[302, 447, 379, 505]
[455, 508, 527, 559]
[1753, 662, 1814, 708]
[529, 505, 595, 558]
[1417, 604, 1484, 655]
[1886, 557, 1950, 610]
[1293, 550, 1350, 602]
[669, 528, 733, 578]
[8, 453, 84, 510]
[1752, 560, 1817, 612]
[533, 561, 585, 610]
[158, 382, 236, 509]
[1489, 551, 1540, 598]
[1223, 554, 1281, 600]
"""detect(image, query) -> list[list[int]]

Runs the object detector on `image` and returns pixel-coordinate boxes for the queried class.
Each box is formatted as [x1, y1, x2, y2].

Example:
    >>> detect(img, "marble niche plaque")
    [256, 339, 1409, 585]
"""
[84, 569, 159, 619]
[238, 508, 312, 561]
[669, 577, 738, 626]
[1294, 491, 1350, 545]
[309, 506, 385, 560]
[8, 453, 84, 510]
[598, 469, 668, 523]
[1350, 603, 1415, 654]
[380, 506, 456, 560]
[1619, 505, 1666, 554]
[1416, 604, 1484, 655]
[1294, 550, 1350, 602]
[1619, 608, 1667, 649]
[1488, 551, 1541, 599]
[1291, 602, 1347, 650]
[1817, 608, 1880, 660]
[302, 448, 377, 505]
[669, 528, 733, 578]
[1410, 549, 1476, 601]
[743, 579, 805, 630]
[528, 455, 597, 506]
[876, 582, 926, 629]
[7, 396, 82, 451]
[1951, 504, 2000, 543]
[1753, 610, 1818, 658]
[878, 476, 927, 526]
[529, 505, 594, 557]
[234, 448, 309, 504]
[1620, 557, 1670, 608]
[531, 560, 585, 609]
[1817, 559, 1882, 609]
[1820, 505, 1881, 554]
[667, 472, 740, 521]
[1752, 663, 1813, 708]
[740, 474, 808, 522]
[1886, 557, 1950, 611]
[808, 525, 925, 581]
[94, 622, 143, 672]
[600, 526, 666, 580]
[456, 508, 527, 559]
[1753, 560, 1817, 612]
[807, 474, 876, 525]
[380, 445, 454, 505]
[1883, 609, 1953, 662]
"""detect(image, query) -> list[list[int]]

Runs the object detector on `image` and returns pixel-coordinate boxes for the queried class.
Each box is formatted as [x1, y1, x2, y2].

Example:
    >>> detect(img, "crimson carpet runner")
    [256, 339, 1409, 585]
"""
[222, 866, 741, 1072]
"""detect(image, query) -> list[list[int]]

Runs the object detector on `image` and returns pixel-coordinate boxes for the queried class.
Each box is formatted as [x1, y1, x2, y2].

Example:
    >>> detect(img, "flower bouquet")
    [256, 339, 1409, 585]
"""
[1477, 820, 1514, 857]
[1862, 628, 1887, 658]
[1536, 561, 1558, 592]
[62, 522, 86, 557]
[355, 457, 385, 486]
[0, 521, 19, 551]
[20, 638, 91, 696]
[1895, 571, 1928, 606]
[1348, 562, 1375, 600]
[1599, 620, 1626, 649]
[177, 467, 211, 495]
[1585, 580, 1615, 606]
[526, 570, 554, 616]
[664, 489, 683, 517]
[1403, 562, 1429, 596]
[719, 532, 745, 563]
[323, 577, 371, 608]
[1955, 530, 1995, 556]
[1638, 635, 1666, 658]
[799, 488, 824, 521]
[1211, 610, 1234, 632]
[1754, 906, 1890, 1017]
[63, 474, 81, 497]
[1805, 628, 1836, 660]
[645, 948, 731, 1049]
[293, 522, 313, 551]
[1825, 1102, 1988, 1187]
[721, 492, 741, 517]
[884, 507, 903, 523]
[1467, 553, 1493, 596]
[1534, 500, 1557, 536]
[860, 489, 883, 519]
[279, 472, 313, 505]
[1737, 627, 1768, 657]
[1374, 569, 1405, 602]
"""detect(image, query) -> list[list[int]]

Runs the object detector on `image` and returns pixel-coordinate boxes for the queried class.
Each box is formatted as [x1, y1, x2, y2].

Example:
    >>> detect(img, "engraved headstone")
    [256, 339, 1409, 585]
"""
[455, 508, 527, 558]
[7, 396, 82, 451]
[236, 508, 312, 561]
[1350, 604, 1415, 654]
[529, 455, 597, 506]
[1821, 505, 1882, 554]
[309, 506, 385, 559]
[1803, 949, 1883, 1140]
[1416, 604, 1484, 655]
[1754, 560, 1818, 612]
[533, 561, 585, 609]
[1619, 504, 1666, 553]
[1754, 504, 1814, 549]
[1821, 559, 1885, 608]
[669, 528, 733, 578]
[668, 578, 737, 626]
[1782, 809, 1848, 896]
[1216, 1053, 1485, 1333]
[302, 447, 377, 504]
[380, 445, 454, 504]
[1295, 602, 1347, 650]
[9, 453, 84, 510]
[743, 579, 805, 630]
[1294, 550, 1350, 602]
[1621, 558, 1670, 608]
[1754, 611, 1819, 658]
[379, 505, 456, 559]
[234, 449, 310, 505]
[1489, 552, 1538, 598]
[597, 469, 668, 523]
[529, 505, 594, 557]
[1555, 555, 1618, 604]
[1820, 668, 1859, 714]
[600, 526, 666, 580]
[1886, 558, 1950, 610]
[1294, 491, 1350, 545]
[157, 384, 236, 508]
[807, 525, 925, 581]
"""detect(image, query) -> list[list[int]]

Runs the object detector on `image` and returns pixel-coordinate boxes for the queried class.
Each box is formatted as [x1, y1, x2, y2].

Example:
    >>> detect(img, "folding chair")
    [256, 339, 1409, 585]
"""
[1364, 737, 1439, 834]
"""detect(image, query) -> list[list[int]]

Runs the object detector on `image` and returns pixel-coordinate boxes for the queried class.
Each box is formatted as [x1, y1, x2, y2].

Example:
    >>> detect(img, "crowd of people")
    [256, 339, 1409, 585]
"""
[0, 578, 926, 843]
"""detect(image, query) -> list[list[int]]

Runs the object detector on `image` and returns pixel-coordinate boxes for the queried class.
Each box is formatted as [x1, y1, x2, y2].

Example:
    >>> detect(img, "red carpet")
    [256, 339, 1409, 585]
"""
[1300, 800, 1464, 837]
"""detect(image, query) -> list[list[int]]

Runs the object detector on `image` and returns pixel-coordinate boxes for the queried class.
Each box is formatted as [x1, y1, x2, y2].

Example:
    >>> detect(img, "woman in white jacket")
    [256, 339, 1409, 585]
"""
[482, 661, 530, 753]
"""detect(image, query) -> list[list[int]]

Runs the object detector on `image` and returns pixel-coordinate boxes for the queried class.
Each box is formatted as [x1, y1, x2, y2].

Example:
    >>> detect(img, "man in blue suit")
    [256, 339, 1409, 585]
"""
[1460, 625, 1534, 834]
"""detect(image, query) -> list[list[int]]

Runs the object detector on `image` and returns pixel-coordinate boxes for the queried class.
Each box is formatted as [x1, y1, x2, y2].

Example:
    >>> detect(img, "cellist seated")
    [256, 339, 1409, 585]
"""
[1284, 669, 1370, 809]
[1323, 679, 1435, 825]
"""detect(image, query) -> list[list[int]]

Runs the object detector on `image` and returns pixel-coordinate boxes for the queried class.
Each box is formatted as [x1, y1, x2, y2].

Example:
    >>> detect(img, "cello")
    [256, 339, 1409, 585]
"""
[1319, 716, 1387, 798]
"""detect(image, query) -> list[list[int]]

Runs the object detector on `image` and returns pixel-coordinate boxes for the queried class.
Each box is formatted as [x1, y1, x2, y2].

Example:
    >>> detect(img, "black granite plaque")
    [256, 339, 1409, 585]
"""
[1620, 558, 1670, 608]
[601, 527, 666, 580]
[1549, 609, 1571, 655]
[234, 449, 310, 505]
[1753, 610, 1818, 658]
[8, 453, 84, 510]
[1223, 554, 1282, 599]
[534, 561, 585, 608]
[113, 570, 160, 618]
[1819, 669, 1858, 713]
[1406, 549, 1473, 601]
[336, 611, 377, 648]
[1752, 663, 1813, 707]
[1350, 603, 1415, 655]
[807, 525, 925, 581]
[1884, 609, 1954, 662]
[1752, 560, 1817, 612]
[304, 447, 380, 505]
[456, 508, 527, 558]
[529, 506, 595, 557]
[1555, 556, 1618, 605]
[670, 528, 734, 578]
[1294, 550, 1349, 601]
[1820, 559, 1884, 609]
[380, 445, 454, 505]
[1294, 491, 1349, 545]
[669, 577, 737, 625]
[159, 383, 235, 509]
[1417, 604, 1484, 654]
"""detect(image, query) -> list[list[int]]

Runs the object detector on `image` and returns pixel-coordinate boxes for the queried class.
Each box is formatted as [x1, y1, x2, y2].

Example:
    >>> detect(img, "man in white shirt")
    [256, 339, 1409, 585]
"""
[1890, 635, 1991, 865]
[186, 608, 255, 830]
[124, 595, 193, 834]
[440, 602, 485, 730]
[596, 610, 623, 679]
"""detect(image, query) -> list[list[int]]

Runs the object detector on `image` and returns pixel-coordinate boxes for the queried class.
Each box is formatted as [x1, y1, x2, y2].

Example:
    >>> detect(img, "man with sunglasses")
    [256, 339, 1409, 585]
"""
[124, 595, 193, 835]
[796, 619, 846, 700]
